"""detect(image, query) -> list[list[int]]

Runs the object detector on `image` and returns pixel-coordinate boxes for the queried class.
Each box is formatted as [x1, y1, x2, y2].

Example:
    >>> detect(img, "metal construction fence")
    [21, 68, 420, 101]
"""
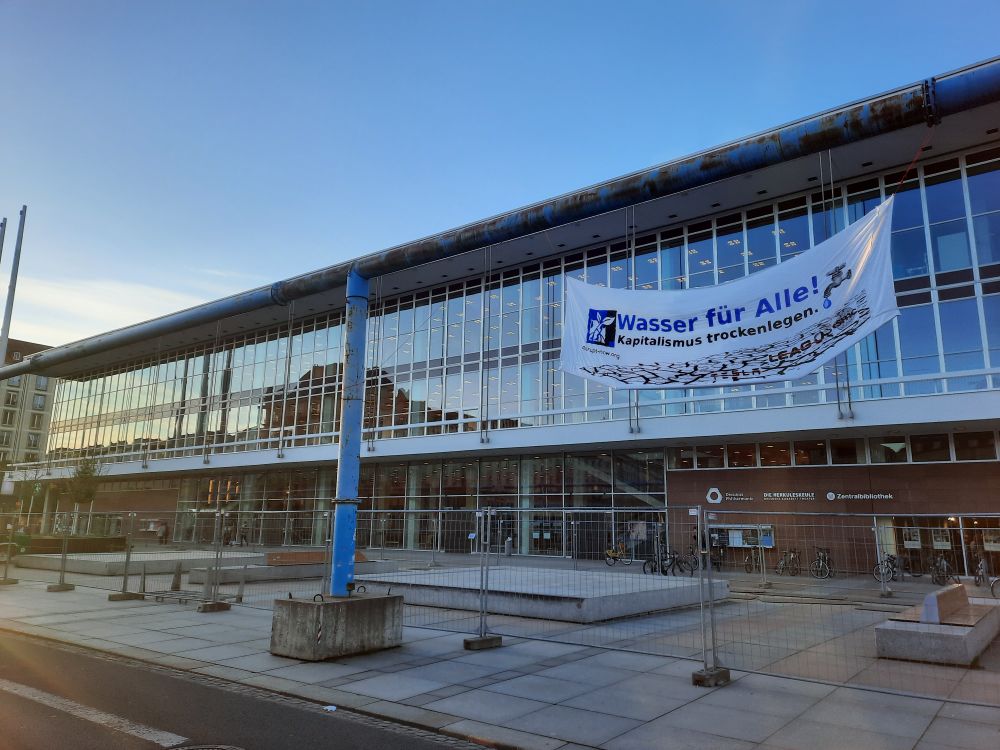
[4, 506, 1000, 705]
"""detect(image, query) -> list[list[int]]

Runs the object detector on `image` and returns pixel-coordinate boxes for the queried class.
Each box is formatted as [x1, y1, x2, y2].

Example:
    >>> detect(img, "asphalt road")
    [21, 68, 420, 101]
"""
[0, 632, 473, 750]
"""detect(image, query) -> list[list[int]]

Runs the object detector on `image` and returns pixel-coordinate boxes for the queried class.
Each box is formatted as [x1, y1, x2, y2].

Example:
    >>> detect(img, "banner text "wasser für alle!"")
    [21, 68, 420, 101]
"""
[561, 197, 897, 388]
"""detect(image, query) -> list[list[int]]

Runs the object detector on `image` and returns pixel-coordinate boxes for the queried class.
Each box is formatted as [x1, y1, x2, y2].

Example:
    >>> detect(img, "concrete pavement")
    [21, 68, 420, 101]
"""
[1, 581, 999, 749]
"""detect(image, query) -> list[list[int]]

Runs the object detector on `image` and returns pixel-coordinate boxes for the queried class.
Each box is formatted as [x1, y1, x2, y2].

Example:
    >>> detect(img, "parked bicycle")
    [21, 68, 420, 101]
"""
[930, 552, 960, 586]
[744, 545, 763, 574]
[605, 540, 634, 566]
[974, 555, 987, 587]
[774, 548, 800, 576]
[643, 548, 693, 576]
[683, 545, 701, 573]
[809, 547, 834, 579]
[873, 553, 900, 582]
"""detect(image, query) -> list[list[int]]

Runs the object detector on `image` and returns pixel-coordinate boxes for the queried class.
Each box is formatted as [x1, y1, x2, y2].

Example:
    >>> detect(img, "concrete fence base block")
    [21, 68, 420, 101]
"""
[463, 634, 502, 650]
[197, 601, 232, 613]
[108, 592, 144, 601]
[46, 583, 75, 592]
[0, 578, 18, 585]
[692, 667, 731, 687]
[270, 594, 403, 661]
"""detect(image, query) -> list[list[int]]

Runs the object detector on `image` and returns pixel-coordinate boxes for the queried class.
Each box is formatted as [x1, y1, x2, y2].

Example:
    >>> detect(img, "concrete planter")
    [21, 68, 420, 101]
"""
[270, 594, 403, 661]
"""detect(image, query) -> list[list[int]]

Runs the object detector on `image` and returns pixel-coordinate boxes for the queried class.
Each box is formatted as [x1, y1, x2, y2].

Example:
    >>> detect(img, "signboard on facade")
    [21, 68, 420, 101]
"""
[932, 528, 952, 550]
[561, 198, 896, 388]
[983, 530, 1000, 552]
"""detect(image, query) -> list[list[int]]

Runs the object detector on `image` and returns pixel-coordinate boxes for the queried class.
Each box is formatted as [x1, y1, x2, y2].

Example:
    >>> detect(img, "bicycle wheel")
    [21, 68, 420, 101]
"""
[605, 554, 616, 566]
[643, 559, 656, 575]
[774, 562, 784, 576]
[991, 578, 999, 598]
[744, 555, 754, 574]
[809, 560, 830, 580]
[621, 554, 633, 566]
[873, 562, 891, 582]
[932, 568, 946, 586]
[788, 560, 801, 576]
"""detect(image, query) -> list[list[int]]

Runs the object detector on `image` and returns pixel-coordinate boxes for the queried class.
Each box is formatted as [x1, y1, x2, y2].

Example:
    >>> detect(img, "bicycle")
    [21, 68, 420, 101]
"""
[774, 548, 800, 576]
[744, 545, 763, 574]
[974, 556, 987, 587]
[683, 545, 701, 573]
[873, 553, 900, 582]
[809, 547, 833, 579]
[605, 541, 634, 566]
[930, 553, 960, 586]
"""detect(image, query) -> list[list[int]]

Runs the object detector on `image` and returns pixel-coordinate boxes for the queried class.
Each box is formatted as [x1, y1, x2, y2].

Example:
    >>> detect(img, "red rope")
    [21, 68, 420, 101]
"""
[890, 127, 936, 193]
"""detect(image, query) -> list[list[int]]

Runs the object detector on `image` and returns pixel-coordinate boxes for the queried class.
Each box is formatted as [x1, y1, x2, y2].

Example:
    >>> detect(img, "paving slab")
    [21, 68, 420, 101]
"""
[424, 689, 549, 723]
[342, 673, 448, 701]
[441, 719, 566, 750]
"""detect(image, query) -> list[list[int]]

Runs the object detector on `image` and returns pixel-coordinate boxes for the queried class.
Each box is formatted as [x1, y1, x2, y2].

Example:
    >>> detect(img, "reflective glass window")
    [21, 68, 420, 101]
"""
[984, 294, 1000, 368]
[924, 170, 965, 223]
[614, 451, 664, 494]
[910, 434, 950, 462]
[793, 440, 827, 465]
[897, 305, 940, 394]
[759, 442, 791, 466]
[830, 438, 866, 464]
[746, 214, 776, 273]
[634, 244, 659, 290]
[660, 234, 685, 290]
[666, 446, 694, 470]
[778, 208, 809, 261]
[939, 297, 984, 371]
[686, 230, 714, 288]
[954, 432, 996, 461]
[695, 445, 724, 469]
[869, 436, 908, 464]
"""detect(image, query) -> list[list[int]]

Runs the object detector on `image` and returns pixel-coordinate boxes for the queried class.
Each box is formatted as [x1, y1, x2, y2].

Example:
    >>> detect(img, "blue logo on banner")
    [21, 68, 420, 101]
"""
[586, 309, 617, 347]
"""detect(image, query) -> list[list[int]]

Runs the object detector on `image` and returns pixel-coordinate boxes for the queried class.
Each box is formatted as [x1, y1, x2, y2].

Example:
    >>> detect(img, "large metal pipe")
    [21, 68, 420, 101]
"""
[4, 57, 1000, 381]
[329, 269, 368, 597]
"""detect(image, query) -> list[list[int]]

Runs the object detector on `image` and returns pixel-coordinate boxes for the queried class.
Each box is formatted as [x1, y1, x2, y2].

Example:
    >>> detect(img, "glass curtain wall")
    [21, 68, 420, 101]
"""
[44, 145, 1000, 466]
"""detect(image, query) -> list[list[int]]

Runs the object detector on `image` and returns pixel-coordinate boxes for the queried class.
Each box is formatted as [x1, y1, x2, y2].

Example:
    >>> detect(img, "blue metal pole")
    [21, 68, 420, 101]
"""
[330, 268, 369, 597]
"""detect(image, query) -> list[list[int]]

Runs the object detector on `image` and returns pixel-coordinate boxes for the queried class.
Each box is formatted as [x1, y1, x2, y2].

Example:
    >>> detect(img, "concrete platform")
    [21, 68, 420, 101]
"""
[356, 566, 728, 623]
[14, 550, 266, 576]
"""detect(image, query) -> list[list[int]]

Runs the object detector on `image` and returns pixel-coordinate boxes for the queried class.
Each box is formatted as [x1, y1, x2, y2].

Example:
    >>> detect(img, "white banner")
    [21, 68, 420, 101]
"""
[562, 197, 896, 388]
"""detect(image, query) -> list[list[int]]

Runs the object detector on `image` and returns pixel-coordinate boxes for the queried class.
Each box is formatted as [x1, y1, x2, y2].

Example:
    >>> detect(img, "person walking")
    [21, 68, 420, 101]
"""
[239, 523, 249, 547]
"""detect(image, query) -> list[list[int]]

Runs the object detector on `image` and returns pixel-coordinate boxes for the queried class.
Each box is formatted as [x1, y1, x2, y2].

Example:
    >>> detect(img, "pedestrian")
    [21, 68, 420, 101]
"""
[156, 522, 167, 546]
[239, 523, 249, 547]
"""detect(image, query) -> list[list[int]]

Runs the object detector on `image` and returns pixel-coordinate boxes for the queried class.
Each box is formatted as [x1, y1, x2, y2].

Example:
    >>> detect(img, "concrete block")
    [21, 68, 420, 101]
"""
[0, 578, 18, 585]
[107, 592, 144, 601]
[463, 634, 503, 650]
[197, 601, 232, 613]
[692, 666, 731, 687]
[270, 594, 403, 661]
[875, 597, 1000, 666]
[46, 583, 75, 592]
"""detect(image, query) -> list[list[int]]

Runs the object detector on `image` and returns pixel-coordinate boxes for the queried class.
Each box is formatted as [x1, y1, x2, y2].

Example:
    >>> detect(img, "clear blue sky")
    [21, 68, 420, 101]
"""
[1, 0, 998, 346]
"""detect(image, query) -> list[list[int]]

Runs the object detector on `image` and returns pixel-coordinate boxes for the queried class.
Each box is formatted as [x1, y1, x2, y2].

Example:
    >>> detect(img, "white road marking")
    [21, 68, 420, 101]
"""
[0, 676, 188, 747]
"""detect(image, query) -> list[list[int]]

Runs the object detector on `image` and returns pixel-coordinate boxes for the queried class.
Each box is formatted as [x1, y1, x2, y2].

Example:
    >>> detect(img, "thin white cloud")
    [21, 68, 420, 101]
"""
[7, 276, 210, 347]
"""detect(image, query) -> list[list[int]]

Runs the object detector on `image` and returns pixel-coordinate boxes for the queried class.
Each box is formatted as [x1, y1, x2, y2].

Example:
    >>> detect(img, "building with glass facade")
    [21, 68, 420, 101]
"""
[7, 60, 1000, 553]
